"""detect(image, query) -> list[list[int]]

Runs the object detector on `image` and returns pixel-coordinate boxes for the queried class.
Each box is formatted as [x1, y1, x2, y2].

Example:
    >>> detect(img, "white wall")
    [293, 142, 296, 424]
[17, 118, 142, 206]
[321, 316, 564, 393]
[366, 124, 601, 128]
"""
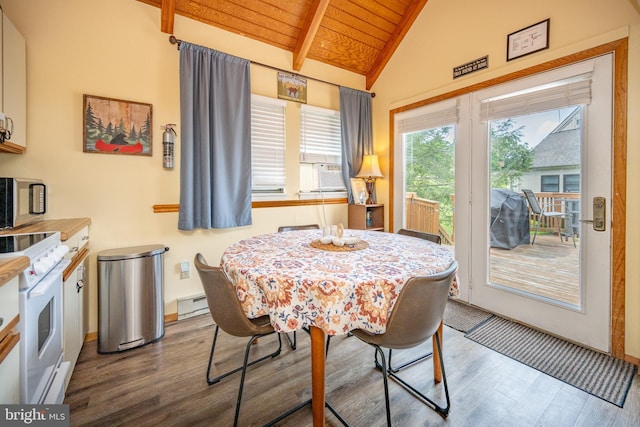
[0, 0, 365, 333]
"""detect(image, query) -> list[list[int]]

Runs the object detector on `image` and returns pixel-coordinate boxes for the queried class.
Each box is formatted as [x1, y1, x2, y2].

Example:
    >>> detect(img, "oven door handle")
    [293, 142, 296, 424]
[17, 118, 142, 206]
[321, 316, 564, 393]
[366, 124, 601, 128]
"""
[29, 260, 71, 297]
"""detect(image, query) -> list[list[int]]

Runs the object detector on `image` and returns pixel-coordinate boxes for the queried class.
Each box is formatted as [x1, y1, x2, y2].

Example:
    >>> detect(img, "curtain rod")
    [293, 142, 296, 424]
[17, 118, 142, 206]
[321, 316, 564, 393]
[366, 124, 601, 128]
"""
[168, 35, 375, 98]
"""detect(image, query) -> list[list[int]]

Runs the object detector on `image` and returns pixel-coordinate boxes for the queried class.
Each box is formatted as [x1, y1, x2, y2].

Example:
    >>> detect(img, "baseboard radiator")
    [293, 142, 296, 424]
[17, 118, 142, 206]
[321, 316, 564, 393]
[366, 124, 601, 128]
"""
[177, 293, 210, 320]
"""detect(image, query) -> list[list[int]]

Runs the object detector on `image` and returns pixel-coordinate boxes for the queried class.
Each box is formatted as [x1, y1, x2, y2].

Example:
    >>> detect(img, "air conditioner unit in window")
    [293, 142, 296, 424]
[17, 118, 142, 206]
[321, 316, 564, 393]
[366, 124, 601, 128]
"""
[313, 163, 346, 191]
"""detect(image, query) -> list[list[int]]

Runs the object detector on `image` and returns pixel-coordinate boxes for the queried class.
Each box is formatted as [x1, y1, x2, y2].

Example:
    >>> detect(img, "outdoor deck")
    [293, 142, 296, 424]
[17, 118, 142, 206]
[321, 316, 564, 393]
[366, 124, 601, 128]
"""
[489, 233, 580, 306]
[404, 191, 581, 305]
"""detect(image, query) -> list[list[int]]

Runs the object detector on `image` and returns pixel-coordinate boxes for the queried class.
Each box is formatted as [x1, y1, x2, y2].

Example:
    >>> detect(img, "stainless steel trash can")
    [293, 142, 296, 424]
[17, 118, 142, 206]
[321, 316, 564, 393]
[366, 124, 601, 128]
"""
[97, 244, 169, 353]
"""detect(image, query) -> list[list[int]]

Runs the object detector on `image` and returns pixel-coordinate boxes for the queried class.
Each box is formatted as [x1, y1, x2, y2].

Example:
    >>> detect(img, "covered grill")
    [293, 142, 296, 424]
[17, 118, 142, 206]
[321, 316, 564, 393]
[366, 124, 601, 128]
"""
[490, 188, 530, 249]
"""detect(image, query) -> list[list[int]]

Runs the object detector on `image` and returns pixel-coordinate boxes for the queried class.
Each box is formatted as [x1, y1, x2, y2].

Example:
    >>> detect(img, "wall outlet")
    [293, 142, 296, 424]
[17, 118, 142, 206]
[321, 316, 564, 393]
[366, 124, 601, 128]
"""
[180, 261, 190, 279]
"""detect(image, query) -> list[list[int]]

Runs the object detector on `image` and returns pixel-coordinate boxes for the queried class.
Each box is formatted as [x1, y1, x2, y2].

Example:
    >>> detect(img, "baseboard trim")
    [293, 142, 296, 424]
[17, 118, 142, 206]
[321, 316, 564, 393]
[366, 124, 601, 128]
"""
[625, 354, 640, 368]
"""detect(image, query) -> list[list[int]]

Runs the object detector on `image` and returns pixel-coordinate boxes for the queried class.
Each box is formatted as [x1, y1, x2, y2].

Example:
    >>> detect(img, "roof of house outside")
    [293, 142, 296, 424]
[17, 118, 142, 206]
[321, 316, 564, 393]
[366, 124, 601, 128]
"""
[532, 129, 581, 168]
[531, 107, 581, 169]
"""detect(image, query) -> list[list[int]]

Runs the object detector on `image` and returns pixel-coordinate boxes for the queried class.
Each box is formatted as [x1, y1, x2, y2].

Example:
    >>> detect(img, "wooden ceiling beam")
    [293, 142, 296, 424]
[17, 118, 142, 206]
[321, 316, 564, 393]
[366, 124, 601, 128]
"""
[365, 0, 429, 90]
[161, 0, 176, 34]
[293, 0, 331, 71]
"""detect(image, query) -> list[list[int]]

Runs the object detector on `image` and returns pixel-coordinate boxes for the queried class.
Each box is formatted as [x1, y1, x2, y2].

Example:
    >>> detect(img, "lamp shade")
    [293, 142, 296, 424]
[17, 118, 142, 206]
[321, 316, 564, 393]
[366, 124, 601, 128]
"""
[356, 154, 383, 178]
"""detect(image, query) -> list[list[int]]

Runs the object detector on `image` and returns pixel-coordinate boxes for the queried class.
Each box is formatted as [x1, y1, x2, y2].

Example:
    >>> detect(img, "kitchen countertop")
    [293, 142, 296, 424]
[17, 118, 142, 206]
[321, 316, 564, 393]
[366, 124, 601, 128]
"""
[0, 218, 91, 241]
[0, 257, 30, 287]
[0, 218, 91, 286]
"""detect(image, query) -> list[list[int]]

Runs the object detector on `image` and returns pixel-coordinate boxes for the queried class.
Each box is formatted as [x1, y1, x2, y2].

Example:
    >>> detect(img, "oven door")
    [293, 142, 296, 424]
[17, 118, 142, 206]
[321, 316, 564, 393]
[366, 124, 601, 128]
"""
[19, 259, 69, 404]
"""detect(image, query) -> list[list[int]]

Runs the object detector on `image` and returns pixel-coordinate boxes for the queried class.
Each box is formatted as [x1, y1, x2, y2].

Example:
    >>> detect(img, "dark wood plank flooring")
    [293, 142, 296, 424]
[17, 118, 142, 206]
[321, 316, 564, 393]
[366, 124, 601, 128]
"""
[65, 314, 640, 426]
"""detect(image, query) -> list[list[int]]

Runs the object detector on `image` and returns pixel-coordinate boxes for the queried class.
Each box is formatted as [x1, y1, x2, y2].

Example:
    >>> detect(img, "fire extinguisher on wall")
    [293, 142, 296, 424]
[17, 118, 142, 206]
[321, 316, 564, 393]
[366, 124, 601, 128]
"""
[163, 124, 176, 169]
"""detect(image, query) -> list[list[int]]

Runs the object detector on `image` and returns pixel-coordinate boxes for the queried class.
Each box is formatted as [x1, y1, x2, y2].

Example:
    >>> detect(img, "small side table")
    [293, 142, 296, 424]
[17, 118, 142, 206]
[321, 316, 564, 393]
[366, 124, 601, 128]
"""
[348, 203, 384, 231]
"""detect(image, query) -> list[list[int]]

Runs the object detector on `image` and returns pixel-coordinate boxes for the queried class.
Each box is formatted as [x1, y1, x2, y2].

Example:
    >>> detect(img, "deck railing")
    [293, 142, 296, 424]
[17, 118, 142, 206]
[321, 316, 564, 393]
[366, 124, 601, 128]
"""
[404, 191, 579, 244]
[405, 193, 454, 245]
[530, 191, 579, 234]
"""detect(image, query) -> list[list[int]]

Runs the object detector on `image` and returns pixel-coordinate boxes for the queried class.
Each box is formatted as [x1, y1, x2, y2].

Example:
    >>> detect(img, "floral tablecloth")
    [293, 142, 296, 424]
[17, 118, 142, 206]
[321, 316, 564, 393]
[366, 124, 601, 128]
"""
[221, 230, 457, 336]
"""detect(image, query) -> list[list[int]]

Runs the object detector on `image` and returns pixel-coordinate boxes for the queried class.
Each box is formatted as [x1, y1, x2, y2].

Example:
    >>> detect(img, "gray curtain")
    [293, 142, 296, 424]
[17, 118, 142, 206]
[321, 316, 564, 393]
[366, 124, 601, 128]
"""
[339, 87, 373, 203]
[178, 42, 252, 230]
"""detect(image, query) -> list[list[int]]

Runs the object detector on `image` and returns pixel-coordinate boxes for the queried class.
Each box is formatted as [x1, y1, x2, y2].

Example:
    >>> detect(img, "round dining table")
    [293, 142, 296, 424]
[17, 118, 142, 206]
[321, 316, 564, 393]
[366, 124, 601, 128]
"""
[221, 229, 456, 426]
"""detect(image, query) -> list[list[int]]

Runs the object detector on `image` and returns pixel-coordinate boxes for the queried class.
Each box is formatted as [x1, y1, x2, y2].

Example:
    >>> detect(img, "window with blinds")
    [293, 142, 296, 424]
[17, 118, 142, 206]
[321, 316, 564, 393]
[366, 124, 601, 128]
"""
[299, 104, 342, 164]
[251, 95, 286, 193]
[395, 99, 459, 135]
[299, 104, 346, 192]
[479, 73, 592, 122]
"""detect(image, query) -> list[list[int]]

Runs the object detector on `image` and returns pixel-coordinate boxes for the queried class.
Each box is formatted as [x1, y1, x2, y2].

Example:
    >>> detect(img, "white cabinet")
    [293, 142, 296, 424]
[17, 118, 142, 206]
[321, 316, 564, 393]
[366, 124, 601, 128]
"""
[0, 275, 20, 403]
[65, 226, 89, 261]
[63, 256, 87, 388]
[0, 9, 26, 152]
[62, 227, 90, 389]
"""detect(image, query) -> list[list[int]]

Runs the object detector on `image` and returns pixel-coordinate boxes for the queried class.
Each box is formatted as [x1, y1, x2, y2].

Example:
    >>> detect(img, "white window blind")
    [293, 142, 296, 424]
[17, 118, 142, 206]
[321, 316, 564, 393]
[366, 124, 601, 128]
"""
[251, 95, 286, 192]
[480, 74, 592, 122]
[395, 99, 459, 134]
[299, 104, 342, 164]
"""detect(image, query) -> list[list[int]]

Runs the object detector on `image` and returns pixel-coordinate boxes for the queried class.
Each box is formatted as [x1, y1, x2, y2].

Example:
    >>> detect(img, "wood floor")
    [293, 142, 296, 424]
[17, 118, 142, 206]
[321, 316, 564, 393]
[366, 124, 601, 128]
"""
[65, 313, 640, 427]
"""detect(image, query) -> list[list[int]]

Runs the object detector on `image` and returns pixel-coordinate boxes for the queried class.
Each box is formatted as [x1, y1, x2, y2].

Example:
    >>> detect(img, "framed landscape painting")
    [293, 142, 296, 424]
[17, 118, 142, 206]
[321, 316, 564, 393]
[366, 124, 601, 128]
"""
[83, 94, 152, 155]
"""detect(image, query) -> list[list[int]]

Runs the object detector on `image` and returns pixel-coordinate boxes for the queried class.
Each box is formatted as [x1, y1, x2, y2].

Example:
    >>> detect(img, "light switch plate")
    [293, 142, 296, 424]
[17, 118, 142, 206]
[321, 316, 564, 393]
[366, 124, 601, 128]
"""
[180, 261, 190, 279]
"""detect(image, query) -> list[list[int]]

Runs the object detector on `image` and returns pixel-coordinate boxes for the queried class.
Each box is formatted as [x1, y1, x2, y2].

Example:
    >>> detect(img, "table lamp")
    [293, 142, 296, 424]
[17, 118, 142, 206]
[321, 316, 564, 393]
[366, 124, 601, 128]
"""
[356, 154, 383, 204]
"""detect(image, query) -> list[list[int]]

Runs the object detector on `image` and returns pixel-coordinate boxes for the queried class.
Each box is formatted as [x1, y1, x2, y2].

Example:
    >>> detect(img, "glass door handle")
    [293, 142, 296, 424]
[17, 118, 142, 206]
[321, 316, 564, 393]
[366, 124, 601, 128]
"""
[579, 197, 606, 231]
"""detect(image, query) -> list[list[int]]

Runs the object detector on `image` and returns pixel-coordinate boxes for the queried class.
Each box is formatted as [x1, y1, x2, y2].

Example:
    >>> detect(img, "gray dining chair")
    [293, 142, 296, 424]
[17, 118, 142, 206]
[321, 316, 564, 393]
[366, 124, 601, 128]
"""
[351, 260, 458, 423]
[398, 228, 441, 244]
[194, 253, 283, 427]
[386, 228, 442, 373]
[277, 224, 320, 232]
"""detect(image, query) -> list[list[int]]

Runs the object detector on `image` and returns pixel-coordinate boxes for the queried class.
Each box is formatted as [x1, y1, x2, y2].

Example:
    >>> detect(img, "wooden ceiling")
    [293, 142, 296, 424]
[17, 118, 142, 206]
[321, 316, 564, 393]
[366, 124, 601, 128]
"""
[138, 0, 429, 90]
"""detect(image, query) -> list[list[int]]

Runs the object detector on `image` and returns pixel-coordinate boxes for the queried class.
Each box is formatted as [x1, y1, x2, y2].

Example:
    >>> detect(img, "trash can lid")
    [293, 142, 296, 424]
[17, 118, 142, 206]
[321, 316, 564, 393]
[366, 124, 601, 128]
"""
[97, 244, 168, 261]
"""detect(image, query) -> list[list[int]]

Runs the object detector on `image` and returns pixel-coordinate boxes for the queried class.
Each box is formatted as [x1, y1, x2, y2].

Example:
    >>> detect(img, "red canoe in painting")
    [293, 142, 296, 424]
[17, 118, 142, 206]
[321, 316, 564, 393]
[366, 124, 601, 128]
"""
[95, 139, 143, 153]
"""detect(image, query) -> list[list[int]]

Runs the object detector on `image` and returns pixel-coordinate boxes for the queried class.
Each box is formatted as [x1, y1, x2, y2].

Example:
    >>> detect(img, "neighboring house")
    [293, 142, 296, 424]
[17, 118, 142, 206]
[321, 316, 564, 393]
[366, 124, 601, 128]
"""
[519, 107, 581, 193]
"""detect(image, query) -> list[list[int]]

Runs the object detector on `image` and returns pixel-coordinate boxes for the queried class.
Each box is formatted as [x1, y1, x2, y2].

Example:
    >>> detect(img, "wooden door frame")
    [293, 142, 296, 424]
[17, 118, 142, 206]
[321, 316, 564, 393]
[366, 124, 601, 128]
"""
[388, 39, 628, 360]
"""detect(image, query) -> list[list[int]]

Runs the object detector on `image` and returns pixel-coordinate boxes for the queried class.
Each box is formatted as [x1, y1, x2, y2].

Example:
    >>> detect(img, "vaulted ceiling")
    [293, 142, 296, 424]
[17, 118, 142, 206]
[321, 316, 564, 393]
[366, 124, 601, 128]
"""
[138, 0, 429, 90]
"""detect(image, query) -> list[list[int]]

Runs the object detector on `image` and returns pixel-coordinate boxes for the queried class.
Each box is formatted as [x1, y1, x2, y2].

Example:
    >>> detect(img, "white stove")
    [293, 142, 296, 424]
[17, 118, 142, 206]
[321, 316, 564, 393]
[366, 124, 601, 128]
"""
[0, 232, 69, 289]
[0, 231, 70, 404]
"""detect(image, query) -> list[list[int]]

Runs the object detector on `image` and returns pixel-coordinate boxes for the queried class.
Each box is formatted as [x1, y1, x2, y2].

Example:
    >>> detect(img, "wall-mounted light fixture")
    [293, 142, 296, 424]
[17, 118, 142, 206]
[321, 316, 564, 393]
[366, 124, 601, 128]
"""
[356, 154, 383, 204]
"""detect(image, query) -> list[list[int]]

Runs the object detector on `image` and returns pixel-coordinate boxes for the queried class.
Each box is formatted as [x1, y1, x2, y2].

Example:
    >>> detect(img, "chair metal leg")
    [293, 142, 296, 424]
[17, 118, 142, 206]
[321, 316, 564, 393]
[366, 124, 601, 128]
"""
[556, 218, 564, 244]
[284, 331, 297, 350]
[235, 334, 281, 426]
[531, 215, 540, 245]
[262, 398, 350, 427]
[386, 330, 451, 418]
[368, 345, 393, 427]
[207, 325, 282, 385]
[569, 214, 576, 247]
[556, 214, 577, 247]
[387, 345, 433, 373]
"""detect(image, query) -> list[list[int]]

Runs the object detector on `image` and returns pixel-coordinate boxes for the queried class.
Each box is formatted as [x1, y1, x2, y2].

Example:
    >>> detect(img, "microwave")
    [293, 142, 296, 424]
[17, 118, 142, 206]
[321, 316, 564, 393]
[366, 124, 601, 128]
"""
[0, 178, 47, 229]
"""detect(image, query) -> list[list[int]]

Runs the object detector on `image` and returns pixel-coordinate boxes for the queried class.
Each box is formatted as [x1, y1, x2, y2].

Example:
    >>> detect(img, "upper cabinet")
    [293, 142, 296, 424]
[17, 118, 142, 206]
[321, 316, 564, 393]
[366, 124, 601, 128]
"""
[0, 8, 26, 154]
